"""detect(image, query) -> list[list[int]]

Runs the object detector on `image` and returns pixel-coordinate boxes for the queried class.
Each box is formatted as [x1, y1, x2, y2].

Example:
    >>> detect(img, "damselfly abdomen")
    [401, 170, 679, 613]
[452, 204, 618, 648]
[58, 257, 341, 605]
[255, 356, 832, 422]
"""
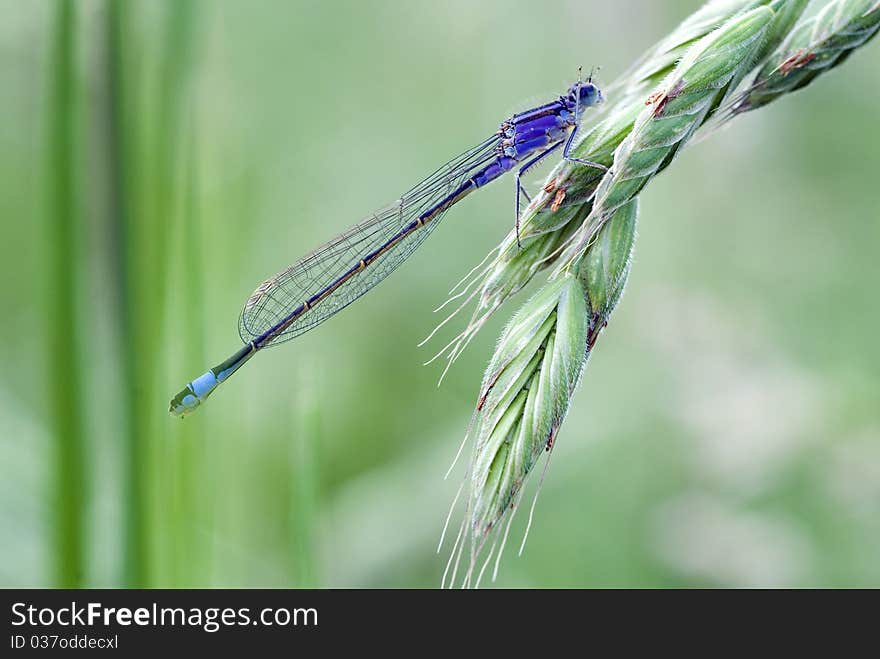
[170, 76, 604, 416]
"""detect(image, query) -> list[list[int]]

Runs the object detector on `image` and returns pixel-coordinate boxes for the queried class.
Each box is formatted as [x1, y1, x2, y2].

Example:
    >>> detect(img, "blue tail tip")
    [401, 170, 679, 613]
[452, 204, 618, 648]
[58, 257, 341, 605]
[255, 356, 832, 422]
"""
[169, 386, 200, 417]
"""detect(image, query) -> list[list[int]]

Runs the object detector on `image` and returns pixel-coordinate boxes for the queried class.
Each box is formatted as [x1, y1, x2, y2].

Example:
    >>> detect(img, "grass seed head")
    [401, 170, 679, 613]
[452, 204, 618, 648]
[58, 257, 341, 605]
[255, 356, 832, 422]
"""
[469, 275, 588, 539]
[736, 0, 880, 112]
[459, 200, 638, 584]
[442, 0, 879, 585]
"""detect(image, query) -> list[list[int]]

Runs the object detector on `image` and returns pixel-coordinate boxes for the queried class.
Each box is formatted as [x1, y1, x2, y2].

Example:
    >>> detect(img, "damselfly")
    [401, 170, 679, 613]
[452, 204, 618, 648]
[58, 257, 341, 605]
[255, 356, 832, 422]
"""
[170, 74, 605, 416]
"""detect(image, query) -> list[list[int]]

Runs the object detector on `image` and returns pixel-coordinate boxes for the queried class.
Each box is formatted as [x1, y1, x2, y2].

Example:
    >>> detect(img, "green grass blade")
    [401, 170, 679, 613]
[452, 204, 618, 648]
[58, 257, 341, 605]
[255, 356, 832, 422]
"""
[46, 0, 86, 589]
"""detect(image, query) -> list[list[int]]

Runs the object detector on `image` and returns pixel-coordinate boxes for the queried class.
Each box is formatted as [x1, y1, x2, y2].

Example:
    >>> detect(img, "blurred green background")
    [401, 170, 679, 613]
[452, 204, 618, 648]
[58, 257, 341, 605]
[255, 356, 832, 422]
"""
[1, 0, 878, 588]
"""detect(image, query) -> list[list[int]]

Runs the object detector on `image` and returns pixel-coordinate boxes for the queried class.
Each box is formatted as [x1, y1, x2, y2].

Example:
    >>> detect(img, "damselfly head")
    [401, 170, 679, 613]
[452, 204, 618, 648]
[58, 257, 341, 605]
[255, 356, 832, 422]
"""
[568, 80, 603, 113]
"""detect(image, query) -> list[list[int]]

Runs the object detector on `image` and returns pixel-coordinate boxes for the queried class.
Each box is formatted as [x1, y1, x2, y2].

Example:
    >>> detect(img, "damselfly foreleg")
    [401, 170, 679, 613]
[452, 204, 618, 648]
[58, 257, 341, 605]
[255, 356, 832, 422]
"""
[562, 122, 608, 172]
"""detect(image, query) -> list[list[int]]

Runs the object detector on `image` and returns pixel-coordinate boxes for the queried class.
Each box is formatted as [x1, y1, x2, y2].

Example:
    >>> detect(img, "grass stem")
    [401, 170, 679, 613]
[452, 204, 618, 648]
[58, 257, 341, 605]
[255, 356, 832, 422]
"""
[47, 0, 86, 589]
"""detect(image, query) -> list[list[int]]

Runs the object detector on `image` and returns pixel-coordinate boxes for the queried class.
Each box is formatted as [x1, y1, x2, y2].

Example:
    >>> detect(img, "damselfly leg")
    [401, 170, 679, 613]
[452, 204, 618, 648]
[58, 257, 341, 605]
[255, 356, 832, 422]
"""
[562, 121, 609, 171]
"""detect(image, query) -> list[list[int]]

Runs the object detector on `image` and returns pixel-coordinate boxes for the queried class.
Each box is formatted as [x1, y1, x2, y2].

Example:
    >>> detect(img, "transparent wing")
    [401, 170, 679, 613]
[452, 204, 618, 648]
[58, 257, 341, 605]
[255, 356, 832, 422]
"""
[239, 134, 501, 347]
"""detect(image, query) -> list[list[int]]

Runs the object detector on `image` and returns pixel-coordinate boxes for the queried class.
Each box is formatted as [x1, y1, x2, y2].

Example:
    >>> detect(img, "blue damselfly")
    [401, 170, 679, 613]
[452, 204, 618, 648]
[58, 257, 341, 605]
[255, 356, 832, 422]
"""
[170, 75, 604, 416]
